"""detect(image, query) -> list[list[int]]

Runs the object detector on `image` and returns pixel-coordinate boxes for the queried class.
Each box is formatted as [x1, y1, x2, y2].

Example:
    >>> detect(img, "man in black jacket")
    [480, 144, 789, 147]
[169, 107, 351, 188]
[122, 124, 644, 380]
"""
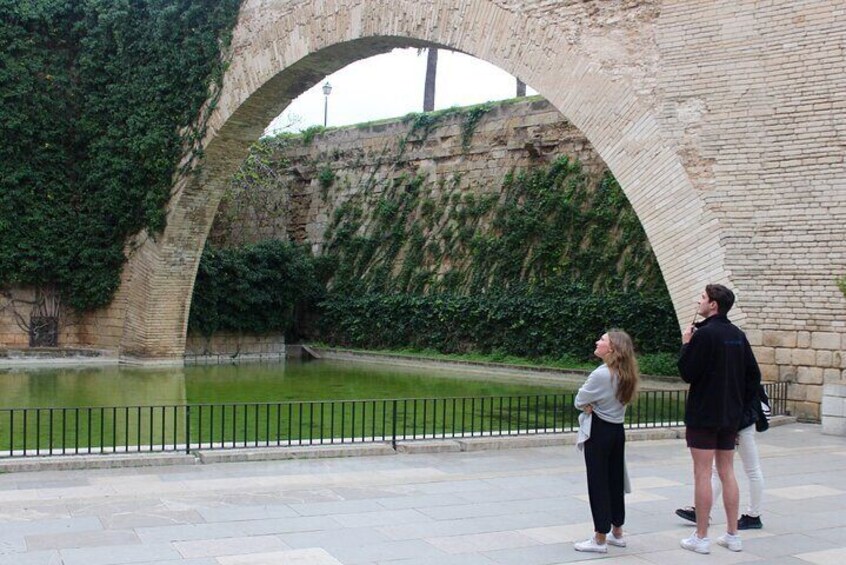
[677, 284, 761, 554]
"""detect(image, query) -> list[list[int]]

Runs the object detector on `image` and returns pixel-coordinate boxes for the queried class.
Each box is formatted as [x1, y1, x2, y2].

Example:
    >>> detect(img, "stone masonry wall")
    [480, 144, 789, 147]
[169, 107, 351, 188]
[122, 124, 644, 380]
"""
[651, 2, 846, 420]
[0, 288, 91, 349]
[184, 331, 285, 361]
[210, 97, 609, 253]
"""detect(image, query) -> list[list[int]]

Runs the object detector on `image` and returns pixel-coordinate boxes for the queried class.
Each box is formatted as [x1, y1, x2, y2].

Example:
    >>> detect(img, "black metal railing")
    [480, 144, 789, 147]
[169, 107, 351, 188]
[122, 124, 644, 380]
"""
[0, 382, 788, 458]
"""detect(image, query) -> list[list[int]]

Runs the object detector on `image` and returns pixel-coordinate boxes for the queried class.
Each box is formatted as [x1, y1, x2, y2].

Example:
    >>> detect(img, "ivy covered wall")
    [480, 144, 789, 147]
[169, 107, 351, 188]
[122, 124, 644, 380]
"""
[195, 98, 680, 360]
[0, 0, 241, 312]
[212, 98, 665, 295]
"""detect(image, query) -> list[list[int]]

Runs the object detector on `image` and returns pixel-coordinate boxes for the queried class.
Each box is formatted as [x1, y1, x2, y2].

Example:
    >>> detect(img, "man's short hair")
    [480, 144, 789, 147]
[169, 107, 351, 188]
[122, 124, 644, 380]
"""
[705, 284, 735, 315]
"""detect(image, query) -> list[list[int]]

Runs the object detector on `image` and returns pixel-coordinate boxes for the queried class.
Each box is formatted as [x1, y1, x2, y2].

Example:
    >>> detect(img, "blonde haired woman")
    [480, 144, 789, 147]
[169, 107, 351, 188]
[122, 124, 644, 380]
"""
[574, 330, 640, 553]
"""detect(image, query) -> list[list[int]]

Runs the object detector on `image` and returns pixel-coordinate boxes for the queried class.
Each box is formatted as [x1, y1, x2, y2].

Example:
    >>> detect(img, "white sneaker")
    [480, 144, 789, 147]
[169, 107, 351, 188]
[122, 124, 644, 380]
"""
[574, 536, 608, 553]
[681, 531, 710, 554]
[717, 532, 743, 552]
[606, 532, 627, 547]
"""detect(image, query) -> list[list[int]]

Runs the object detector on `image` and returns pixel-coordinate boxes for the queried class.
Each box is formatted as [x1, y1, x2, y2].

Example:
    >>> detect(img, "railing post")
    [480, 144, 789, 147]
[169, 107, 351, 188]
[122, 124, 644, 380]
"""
[185, 405, 191, 454]
[391, 399, 398, 450]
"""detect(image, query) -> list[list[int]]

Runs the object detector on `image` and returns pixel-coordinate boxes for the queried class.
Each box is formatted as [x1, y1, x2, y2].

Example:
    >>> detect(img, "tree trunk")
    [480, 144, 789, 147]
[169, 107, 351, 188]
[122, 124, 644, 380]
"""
[516, 79, 526, 97]
[424, 48, 438, 112]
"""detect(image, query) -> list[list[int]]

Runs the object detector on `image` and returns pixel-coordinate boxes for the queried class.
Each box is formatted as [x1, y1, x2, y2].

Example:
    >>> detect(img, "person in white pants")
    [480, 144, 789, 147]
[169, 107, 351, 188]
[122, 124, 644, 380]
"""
[676, 386, 770, 530]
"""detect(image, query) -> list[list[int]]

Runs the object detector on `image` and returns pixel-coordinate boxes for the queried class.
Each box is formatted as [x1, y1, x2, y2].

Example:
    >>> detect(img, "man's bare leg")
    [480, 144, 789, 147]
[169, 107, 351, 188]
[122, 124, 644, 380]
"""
[715, 448, 739, 535]
[691, 447, 715, 539]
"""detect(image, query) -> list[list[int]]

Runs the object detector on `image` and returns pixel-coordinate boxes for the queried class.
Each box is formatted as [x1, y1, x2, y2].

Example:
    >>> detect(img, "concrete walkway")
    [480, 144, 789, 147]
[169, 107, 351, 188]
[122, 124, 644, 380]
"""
[1, 422, 845, 564]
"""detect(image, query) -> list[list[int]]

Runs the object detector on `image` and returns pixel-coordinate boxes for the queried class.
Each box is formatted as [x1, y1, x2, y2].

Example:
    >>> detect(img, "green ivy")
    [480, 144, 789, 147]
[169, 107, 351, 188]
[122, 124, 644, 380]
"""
[188, 240, 324, 339]
[0, 0, 241, 310]
[315, 287, 678, 359]
[461, 103, 492, 148]
[321, 155, 664, 297]
[318, 166, 335, 189]
[300, 125, 326, 145]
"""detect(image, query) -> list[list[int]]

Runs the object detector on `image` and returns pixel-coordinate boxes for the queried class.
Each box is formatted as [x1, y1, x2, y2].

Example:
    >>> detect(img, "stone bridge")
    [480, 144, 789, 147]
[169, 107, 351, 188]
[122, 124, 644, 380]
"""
[80, 1, 843, 419]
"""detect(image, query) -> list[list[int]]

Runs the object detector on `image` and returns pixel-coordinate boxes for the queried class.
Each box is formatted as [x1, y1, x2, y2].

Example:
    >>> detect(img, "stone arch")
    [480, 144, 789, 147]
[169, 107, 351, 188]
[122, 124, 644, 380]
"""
[117, 0, 726, 361]
[112, 0, 729, 359]
[113, 0, 845, 398]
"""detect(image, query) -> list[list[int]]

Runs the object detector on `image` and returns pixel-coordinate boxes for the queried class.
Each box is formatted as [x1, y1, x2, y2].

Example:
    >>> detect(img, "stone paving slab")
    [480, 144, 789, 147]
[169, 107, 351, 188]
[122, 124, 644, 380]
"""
[0, 422, 844, 564]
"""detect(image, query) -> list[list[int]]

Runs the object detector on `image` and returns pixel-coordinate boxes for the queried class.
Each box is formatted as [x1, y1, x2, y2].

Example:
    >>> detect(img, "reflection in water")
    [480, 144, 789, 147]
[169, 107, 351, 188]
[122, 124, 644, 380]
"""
[0, 360, 575, 409]
[0, 366, 187, 408]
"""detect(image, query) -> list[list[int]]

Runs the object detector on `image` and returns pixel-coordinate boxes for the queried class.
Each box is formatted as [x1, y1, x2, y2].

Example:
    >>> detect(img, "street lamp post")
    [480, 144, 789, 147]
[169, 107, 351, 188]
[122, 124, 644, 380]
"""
[322, 82, 332, 127]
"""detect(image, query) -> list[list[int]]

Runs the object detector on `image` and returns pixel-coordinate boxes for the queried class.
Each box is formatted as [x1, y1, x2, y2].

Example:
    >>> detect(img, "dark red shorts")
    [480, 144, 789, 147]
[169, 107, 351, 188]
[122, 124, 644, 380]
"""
[685, 426, 737, 450]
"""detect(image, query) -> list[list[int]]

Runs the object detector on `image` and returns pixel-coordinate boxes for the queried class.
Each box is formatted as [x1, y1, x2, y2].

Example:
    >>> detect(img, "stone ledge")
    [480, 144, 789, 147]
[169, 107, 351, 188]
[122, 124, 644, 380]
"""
[0, 452, 196, 473]
[395, 440, 462, 453]
[119, 355, 185, 367]
[0, 347, 118, 369]
[195, 443, 395, 464]
[0, 346, 110, 359]
[457, 433, 576, 451]
[767, 415, 799, 428]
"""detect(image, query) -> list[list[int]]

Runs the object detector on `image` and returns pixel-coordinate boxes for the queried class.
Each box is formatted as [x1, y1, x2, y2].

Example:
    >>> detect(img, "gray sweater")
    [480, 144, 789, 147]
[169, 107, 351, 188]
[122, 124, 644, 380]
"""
[574, 364, 626, 424]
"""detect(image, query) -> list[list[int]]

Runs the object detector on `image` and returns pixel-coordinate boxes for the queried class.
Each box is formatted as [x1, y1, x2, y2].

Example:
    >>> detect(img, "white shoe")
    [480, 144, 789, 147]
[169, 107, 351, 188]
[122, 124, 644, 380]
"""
[717, 532, 742, 552]
[681, 531, 710, 554]
[574, 536, 608, 553]
[606, 532, 627, 547]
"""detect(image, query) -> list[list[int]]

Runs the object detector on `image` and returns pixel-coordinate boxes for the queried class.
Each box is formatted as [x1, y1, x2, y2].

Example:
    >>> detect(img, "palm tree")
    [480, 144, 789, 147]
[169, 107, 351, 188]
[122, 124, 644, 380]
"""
[516, 78, 526, 97]
[423, 48, 438, 112]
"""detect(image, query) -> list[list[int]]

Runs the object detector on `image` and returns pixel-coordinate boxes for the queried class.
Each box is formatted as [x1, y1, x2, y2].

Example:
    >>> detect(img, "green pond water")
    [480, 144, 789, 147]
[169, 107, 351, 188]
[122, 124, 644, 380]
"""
[0, 359, 578, 409]
[0, 361, 690, 454]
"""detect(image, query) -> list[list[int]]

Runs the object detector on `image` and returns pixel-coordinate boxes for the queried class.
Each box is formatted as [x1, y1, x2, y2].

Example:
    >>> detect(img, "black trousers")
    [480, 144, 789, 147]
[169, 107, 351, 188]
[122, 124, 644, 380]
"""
[583, 414, 626, 533]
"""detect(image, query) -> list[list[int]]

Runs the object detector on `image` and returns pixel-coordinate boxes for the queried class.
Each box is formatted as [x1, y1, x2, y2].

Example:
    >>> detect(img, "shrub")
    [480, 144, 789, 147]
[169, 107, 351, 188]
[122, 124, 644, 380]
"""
[638, 352, 679, 377]
[188, 241, 324, 339]
[313, 287, 679, 361]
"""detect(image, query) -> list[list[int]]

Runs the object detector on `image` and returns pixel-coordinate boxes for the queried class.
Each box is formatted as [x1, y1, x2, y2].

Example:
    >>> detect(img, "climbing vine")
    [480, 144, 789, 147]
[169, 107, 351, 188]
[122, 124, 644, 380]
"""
[461, 103, 492, 148]
[322, 155, 662, 296]
[0, 0, 242, 311]
[398, 102, 492, 155]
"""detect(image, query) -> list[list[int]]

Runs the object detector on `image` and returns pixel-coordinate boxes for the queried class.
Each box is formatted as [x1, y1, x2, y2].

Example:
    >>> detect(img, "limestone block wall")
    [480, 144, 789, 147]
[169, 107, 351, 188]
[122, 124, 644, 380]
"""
[1, 277, 128, 352]
[210, 97, 609, 252]
[649, 2, 846, 420]
[0, 287, 93, 349]
[184, 331, 285, 360]
[0, 289, 30, 348]
[754, 330, 845, 419]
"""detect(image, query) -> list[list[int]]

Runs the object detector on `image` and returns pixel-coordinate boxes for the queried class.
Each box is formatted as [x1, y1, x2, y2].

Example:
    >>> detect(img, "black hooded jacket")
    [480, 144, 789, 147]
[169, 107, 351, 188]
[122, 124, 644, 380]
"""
[678, 315, 761, 429]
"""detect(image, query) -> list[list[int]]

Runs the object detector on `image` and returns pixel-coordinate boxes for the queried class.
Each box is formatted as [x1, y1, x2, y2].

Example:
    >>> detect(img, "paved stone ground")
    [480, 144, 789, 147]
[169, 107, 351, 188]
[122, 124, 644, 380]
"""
[1, 422, 845, 564]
